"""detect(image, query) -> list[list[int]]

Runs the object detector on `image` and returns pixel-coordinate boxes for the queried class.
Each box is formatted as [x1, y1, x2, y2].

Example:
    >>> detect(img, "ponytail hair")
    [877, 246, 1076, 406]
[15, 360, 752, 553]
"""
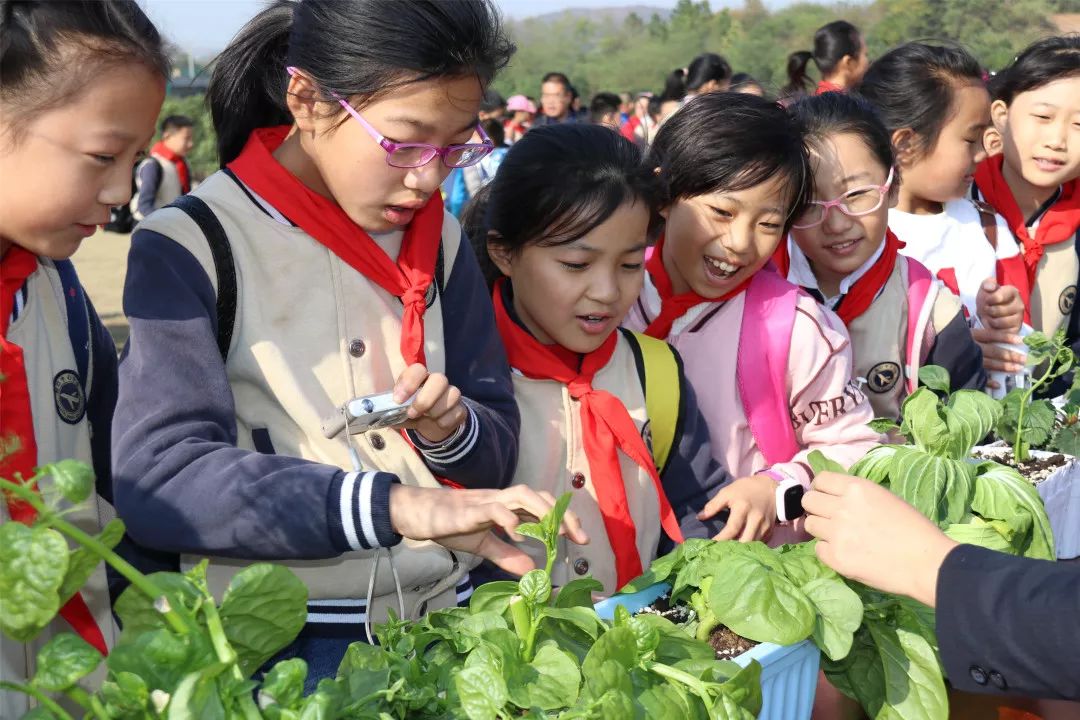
[208, 0, 515, 166]
[784, 20, 862, 95]
[858, 42, 983, 158]
[991, 35, 1080, 106]
[685, 52, 732, 93]
[660, 67, 687, 103]
[1, 0, 168, 140]
[463, 124, 661, 291]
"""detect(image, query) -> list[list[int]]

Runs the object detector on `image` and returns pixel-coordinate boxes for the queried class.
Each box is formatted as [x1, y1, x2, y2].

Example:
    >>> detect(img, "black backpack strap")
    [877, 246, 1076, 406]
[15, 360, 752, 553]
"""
[53, 259, 93, 399]
[1069, 227, 1080, 345]
[166, 194, 237, 360]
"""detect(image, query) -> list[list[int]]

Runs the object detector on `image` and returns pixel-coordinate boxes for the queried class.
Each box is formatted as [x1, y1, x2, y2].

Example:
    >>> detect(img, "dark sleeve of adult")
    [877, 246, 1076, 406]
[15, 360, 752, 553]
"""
[112, 230, 401, 560]
[136, 159, 162, 219]
[937, 544, 1080, 700]
[84, 295, 117, 503]
[406, 234, 520, 490]
[925, 311, 987, 392]
[656, 360, 733, 553]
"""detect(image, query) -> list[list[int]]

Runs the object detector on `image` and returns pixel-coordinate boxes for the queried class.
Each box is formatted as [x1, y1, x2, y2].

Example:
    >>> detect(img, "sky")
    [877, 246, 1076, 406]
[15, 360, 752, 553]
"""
[142, 0, 763, 57]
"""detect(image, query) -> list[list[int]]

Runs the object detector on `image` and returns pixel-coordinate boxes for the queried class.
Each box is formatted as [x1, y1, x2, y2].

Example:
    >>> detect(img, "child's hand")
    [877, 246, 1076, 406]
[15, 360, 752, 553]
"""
[394, 364, 467, 443]
[698, 474, 776, 542]
[976, 279, 1024, 333]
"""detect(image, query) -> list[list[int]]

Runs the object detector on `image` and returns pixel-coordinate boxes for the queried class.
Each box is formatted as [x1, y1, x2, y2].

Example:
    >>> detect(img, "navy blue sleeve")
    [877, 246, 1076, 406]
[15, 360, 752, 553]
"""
[136, 159, 162, 218]
[937, 544, 1080, 699]
[84, 295, 117, 503]
[406, 234, 519, 489]
[656, 360, 733, 551]
[112, 230, 400, 560]
[926, 310, 987, 392]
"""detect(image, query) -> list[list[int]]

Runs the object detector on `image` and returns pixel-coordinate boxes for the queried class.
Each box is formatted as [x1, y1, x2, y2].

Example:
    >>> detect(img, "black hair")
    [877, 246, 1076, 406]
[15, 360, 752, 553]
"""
[646, 92, 812, 233]
[462, 124, 661, 290]
[789, 92, 894, 175]
[685, 52, 732, 92]
[992, 35, 1080, 106]
[480, 88, 505, 114]
[785, 20, 862, 95]
[858, 42, 983, 158]
[730, 72, 764, 94]
[541, 71, 572, 92]
[480, 117, 505, 147]
[161, 115, 195, 134]
[0, 0, 168, 139]
[208, 0, 515, 166]
[660, 69, 687, 103]
[589, 92, 622, 123]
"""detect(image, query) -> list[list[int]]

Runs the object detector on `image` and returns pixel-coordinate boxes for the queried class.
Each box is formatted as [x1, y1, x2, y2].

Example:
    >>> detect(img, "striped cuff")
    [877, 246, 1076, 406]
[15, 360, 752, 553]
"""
[406, 402, 479, 466]
[328, 471, 401, 553]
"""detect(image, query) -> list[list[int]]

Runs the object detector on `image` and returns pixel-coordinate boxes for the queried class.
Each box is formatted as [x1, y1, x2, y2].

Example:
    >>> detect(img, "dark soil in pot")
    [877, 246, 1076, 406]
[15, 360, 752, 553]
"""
[638, 593, 760, 661]
[973, 448, 1069, 485]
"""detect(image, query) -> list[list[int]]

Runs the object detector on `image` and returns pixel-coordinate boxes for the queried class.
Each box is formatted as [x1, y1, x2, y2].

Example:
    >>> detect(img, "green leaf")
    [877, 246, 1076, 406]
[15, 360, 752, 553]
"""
[630, 613, 715, 663]
[943, 518, 1014, 554]
[259, 657, 307, 710]
[918, 365, 951, 394]
[865, 619, 948, 720]
[0, 522, 68, 641]
[868, 417, 902, 435]
[582, 658, 633, 700]
[808, 450, 846, 474]
[707, 553, 814, 646]
[889, 448, 974, 526]
[167, 665, 228, 720]
[468, 580, 518, 615]
[114, 572, 203, 634]
[899, 389, 950, 456]
[518, 568, 552, 606]
[800, 578, 863, 661]
[514, 522, 546, 545]
[539, 606, 604, 641]
[1051, 422, 1080, 457]
[850, 445, 899, 486]
[455, 663, 508, 720]
[712, 659, 763, 719]
[57, 518, 124, 605]
[44, 460, 95, 505]
[101, 671, 150, 715]
[554, 577, 604, 608]
[971, 462, 1055, 560]
[542, 493, 575, 543]
[583, 626, 639, 677]
[218, 563, 308, 676]
[509, 641, 581, 709]
[108, 627, 216, 694]
[942, 391, 1001, 459]
[31, 632, 102, 691]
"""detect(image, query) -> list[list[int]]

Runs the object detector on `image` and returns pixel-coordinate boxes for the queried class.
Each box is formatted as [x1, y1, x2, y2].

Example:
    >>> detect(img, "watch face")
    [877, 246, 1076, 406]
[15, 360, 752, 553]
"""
[784, 485, 805, 520]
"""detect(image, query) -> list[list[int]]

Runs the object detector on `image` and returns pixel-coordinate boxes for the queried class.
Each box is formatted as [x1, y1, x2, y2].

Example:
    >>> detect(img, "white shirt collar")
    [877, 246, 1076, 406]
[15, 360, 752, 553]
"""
[785, 234, 886, 307]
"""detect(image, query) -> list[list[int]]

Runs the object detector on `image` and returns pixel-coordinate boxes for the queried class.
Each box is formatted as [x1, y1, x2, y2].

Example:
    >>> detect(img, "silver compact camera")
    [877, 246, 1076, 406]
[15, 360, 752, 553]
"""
[322, 392, 415, 439]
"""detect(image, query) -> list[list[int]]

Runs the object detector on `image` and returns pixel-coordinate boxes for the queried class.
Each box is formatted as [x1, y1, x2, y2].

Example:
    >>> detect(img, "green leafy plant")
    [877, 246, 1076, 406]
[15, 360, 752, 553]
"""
[1, 466, 763, 719]
[810, 366, 1057, 720]
[994, 330, 1075, 462]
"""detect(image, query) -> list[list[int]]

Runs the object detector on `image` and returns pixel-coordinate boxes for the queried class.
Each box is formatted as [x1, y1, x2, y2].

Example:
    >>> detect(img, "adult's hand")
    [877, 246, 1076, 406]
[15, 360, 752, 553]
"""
[802, 472, 957, 606]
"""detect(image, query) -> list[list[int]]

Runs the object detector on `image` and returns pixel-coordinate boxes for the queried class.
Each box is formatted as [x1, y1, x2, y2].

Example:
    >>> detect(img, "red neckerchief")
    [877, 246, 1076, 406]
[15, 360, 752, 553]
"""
[974, 154, 1080, 289]
[151, 140, 191, 194]
[1, 248, 107, 655]
[816, 80, 845, 95]
[227, 126, 443, 366]
[492, 279, 684, 588]
[643, 234, 751, 339]
[776, 230, 902, 325]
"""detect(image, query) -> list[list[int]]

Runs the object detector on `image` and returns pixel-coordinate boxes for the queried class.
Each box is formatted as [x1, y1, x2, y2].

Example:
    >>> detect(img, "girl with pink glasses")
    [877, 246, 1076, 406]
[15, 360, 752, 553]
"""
[778, 92, 987, 420]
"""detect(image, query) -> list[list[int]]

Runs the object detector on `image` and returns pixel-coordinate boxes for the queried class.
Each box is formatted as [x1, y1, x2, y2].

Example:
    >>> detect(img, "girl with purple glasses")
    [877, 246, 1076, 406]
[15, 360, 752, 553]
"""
[111, 0, 586, 687]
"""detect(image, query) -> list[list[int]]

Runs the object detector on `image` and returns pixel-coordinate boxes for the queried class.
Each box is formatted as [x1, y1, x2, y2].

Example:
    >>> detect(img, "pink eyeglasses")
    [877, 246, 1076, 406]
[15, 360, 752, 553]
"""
[792, 166, 895, 229]
[286, 66, 493, 169]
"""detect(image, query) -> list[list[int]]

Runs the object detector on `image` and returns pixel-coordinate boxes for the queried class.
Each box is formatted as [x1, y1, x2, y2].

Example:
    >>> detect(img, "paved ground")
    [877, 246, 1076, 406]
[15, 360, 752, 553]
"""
[72, 229, 132, 350]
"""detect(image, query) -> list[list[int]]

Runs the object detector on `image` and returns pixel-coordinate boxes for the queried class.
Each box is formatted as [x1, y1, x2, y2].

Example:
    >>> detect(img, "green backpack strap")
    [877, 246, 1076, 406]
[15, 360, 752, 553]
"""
[620, 329, 685, 476]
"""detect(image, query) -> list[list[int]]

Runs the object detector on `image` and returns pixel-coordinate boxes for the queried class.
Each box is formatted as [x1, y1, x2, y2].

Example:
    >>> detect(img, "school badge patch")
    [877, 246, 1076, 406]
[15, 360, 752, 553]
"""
[866, 361, 901, 394]
[53, 370, 86, 425]
[1059, 285, 1075, 317]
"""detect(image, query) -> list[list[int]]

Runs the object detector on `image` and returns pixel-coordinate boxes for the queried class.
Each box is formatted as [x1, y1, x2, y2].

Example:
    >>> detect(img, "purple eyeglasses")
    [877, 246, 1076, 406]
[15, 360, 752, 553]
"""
[792, 166, 895, 229]
[286, 66, 493, 169]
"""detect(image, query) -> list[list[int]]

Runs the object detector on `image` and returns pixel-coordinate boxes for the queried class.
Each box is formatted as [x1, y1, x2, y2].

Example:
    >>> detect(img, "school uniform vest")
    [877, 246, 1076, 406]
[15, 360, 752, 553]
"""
[130, 152, 184, 220]
[846, 258, 962, 419]
[137, 172, 468, 621]
[1, 260, 114, 718]
[510, 333, 661, 593]
[1029, 240, 1078, 336]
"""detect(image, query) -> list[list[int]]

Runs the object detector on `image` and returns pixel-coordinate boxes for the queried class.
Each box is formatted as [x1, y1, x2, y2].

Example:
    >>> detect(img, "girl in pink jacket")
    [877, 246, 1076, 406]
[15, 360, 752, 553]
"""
[624, 93, 881, 544]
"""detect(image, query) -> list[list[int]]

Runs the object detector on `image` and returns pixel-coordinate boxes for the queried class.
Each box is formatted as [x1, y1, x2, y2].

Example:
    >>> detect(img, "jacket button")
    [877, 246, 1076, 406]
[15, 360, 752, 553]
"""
[571, 472, 586, 489]
[969, 665, 988, 686]
[988, 671, 1007, 691]
[348, 338, 366, 358]
[573, 559, 589, 575]
[370, 433, 386, 450]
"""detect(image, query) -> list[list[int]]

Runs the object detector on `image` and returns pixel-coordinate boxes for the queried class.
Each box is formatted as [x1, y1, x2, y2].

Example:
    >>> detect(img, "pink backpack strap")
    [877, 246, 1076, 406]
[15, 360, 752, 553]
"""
[737, 268, 801, 466]
[903, 257, 934, 395]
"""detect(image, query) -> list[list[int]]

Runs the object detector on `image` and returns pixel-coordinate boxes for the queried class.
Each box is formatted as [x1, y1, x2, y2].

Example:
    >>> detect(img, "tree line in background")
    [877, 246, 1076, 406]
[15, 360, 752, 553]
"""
[493, 0, 1078, 99]
[166, 0, 1079, 180]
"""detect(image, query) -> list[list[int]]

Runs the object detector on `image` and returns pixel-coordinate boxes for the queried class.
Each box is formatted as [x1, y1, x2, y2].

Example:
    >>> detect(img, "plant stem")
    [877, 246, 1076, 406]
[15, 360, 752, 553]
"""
[646, 661, 714, 706]
[0, 681, 75, 720]
[65, 685, 109, 718]
[200, 598, 265, 720]
[0, 476, 189, 636]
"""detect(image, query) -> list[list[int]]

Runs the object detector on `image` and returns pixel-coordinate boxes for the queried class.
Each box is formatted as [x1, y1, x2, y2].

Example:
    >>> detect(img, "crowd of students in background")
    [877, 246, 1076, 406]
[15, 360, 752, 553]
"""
[2, 0, 1079, 714]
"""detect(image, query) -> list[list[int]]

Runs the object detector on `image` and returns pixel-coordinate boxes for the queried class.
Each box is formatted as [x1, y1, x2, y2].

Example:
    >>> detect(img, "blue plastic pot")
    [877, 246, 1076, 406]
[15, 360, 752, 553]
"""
[595, 583, 820, 720]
